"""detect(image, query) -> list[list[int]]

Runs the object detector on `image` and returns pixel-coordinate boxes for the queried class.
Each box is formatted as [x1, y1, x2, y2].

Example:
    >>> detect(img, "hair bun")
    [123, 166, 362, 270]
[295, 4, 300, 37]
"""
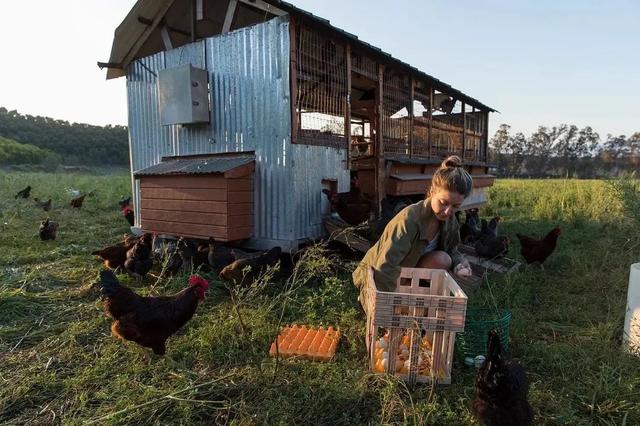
[441, 155, 463, 169]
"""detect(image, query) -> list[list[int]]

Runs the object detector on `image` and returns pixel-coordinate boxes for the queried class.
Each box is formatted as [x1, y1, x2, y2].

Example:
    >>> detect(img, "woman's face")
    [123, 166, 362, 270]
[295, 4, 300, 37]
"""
[430, 189, 465, 221]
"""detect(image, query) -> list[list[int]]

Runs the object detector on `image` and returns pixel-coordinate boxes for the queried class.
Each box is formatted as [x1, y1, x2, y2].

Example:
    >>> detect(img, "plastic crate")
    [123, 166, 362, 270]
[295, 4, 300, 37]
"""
[455, 308, 511, 360]
[365, 267, 468, 385]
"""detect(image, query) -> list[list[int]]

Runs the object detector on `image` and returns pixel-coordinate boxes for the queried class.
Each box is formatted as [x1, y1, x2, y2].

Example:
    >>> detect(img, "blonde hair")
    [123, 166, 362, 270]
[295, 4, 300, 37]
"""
[430, 155, 473, 197]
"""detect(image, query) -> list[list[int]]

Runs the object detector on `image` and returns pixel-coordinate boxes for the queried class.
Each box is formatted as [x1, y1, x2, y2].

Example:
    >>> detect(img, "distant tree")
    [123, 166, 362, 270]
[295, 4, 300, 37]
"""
[0, 108, 128, 166]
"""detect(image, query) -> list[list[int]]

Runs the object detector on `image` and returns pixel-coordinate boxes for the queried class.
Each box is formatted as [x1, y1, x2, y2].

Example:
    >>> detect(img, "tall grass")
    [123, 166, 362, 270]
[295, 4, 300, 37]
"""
[1, 172, 639, 424]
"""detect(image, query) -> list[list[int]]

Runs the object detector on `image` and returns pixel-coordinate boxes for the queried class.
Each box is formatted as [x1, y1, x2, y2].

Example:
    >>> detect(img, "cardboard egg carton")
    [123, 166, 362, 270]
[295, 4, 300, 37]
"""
[269, 325, 340, 362]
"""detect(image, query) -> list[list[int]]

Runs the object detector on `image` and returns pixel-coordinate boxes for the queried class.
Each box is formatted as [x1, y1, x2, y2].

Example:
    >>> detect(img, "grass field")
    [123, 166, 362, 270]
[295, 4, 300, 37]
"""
[1, 170, 639, 425]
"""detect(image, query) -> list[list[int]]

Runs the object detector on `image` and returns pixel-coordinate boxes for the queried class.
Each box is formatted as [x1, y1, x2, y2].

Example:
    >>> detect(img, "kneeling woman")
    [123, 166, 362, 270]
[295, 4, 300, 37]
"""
[352, 155, 472, 305]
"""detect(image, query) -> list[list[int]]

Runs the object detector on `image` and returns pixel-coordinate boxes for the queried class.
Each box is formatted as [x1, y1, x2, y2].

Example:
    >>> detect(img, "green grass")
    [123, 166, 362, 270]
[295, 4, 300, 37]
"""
[1, 171, 639, 425]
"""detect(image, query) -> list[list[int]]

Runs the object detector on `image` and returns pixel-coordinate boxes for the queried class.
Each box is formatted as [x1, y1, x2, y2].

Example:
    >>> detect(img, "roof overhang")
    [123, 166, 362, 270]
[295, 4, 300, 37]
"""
[102, 0, 496, 112]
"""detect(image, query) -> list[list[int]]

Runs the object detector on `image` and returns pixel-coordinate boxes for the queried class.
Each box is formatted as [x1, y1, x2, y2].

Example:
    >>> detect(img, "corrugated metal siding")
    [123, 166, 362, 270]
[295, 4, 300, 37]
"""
[126, 16, 348, 249]
[291, 145, 349, 240]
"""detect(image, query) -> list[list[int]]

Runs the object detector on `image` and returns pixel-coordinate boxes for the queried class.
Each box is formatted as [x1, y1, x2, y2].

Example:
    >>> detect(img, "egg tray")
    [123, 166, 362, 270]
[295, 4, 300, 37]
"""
[269, 325, 340, 362]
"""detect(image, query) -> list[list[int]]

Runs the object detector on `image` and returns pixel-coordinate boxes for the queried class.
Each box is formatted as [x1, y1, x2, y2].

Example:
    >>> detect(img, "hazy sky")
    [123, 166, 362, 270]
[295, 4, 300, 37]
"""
[0, 0, 638, 138]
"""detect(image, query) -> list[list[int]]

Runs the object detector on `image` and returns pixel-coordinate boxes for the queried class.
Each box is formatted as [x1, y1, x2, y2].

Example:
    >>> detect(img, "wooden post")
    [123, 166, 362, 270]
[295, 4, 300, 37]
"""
[409, 75, 414, 158]
[461, 102, 466, 161]
[345, 43, 352, 170]
[483, 110, 489, 166]
[289, 16, 298, 145]
[428, 86, 434, 159]
[376, 64, 385, 215]
[190, 0, 196, 42]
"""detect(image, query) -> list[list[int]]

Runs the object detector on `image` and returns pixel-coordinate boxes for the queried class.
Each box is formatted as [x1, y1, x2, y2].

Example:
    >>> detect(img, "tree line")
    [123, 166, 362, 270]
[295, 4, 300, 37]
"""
[0, 107, 129, 166]
[489, 124, 640, 178]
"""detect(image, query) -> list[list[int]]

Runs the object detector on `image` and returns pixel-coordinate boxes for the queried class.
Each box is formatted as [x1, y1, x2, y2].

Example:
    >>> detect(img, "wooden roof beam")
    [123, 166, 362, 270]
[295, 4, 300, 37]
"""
[120, 0, 177, 71]
[238, 0, 286, 16]
[138, 16, 191, 38]
[222, 0, 238, 33]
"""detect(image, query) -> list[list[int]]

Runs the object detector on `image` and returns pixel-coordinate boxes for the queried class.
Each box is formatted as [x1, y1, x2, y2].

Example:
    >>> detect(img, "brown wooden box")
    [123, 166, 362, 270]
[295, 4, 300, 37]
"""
[139, 170, 254, 242]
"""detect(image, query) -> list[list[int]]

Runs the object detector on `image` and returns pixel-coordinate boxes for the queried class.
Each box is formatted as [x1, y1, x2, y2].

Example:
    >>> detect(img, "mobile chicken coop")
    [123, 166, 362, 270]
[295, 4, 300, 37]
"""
[101, 0, 496, 250]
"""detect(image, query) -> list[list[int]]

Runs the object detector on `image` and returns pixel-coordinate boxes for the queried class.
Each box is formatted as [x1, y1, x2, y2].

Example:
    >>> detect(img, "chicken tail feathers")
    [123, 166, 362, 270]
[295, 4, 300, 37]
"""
[99, 270, 121, 297]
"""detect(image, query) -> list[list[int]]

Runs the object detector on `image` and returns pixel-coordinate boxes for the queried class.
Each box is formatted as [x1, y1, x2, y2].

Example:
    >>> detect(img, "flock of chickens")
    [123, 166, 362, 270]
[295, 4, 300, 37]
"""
[457, 208, 562, 266]
[14, 179, 562, 425]
[15, 184, 283, 359]
[12, 185, 92, 240]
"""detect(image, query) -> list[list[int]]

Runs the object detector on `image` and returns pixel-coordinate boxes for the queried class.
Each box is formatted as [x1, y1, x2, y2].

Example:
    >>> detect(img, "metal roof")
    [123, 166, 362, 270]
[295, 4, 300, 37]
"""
[134, 152, 255, 177]
[103, 0, 496, 112]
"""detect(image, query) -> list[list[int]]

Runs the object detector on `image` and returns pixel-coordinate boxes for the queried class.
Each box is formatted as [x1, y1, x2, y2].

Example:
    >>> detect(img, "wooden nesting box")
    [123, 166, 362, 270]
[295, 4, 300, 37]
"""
[135, 153, 255, 241]
[366, 267, 468, 385]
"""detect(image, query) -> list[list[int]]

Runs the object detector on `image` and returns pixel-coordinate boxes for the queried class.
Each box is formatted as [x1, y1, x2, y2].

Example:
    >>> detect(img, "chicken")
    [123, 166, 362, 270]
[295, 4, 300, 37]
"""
[70, 194, 86, 209]
[38, 218, 59, 241]
[472, 330, 533, 426]
[219, 246, 282, 285]
[118, 196, 131, 209]
[15, 186, 31, 199]
[99, 270, 209, 355]
[176, 238, 209, 271]
[475, 235, 510, 259]
[460, 208, 481, 243]
[322, 174, 374, 226]
[92, 238, 137, 270]
[207, 238, 236, 270]
[480, 216, 501, 239]
[516, 227, 561, 265]
[33, 198, 52, 212]
[124, 233, 154, 279]
[155, 239, 183, 276]
[122, 205, 134, 226]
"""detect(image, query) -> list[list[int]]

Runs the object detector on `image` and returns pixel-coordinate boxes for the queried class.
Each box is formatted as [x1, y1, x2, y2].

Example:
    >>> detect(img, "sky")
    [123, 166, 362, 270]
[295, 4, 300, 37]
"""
[0, 0, 638, 138]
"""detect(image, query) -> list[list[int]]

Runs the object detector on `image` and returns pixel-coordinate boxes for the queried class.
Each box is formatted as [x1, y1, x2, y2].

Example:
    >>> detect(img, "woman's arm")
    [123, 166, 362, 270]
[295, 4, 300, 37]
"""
[370, 213, 418, 292]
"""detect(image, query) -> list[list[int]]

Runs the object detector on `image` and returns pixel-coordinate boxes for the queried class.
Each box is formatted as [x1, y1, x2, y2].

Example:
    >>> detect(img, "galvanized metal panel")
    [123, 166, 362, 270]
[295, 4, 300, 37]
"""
[126, 17, 293, 247]
[291, 145, 350, 241]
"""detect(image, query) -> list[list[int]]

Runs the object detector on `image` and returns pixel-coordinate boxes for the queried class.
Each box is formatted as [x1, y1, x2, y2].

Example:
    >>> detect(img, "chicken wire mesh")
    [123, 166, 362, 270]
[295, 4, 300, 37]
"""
[382, 69, 412, 156]
[295, 25, 347, 149]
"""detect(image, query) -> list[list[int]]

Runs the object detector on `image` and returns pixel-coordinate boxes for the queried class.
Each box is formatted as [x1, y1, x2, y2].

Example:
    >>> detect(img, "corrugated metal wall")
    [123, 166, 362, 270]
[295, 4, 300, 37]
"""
[126, 16, 348, 250]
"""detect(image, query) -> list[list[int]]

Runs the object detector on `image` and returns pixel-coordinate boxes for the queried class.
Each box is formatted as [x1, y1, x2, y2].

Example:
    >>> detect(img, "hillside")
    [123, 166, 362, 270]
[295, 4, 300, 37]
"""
[0, 136, 61, 165]
[0, 108, 128, 166]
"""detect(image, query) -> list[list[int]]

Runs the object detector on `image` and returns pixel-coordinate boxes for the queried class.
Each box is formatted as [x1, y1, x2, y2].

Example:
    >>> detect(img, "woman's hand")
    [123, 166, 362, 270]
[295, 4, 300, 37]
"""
[454, 260, 472, 278]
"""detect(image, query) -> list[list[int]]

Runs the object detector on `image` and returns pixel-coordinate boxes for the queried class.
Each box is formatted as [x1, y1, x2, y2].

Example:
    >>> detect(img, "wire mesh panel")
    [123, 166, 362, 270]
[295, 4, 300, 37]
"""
[351, 50, 377, 80]
[464, 112, 485, 162]
[412, 87, 431, 158]
[382, 69, 412, 156]
[295, 25, 347, 149]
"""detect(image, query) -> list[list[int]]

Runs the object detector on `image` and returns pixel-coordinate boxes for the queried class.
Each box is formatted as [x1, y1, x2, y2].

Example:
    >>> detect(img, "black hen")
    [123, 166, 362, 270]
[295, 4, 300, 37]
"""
[124, 233, 154, 279]
[460, 208, 481, 243]
[472, 330, 533, 426]
[207, 238, 236, 270]
[38, 218, 59, 240]
[15, 186, 31, 199]
[480, 216, 501, 239]
[475, 236, 510, 259]
[176, 238, 209, 271]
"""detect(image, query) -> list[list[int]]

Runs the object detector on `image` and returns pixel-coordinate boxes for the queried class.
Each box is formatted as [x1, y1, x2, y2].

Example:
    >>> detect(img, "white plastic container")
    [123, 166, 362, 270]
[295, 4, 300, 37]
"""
[624, 263, 640, 355]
